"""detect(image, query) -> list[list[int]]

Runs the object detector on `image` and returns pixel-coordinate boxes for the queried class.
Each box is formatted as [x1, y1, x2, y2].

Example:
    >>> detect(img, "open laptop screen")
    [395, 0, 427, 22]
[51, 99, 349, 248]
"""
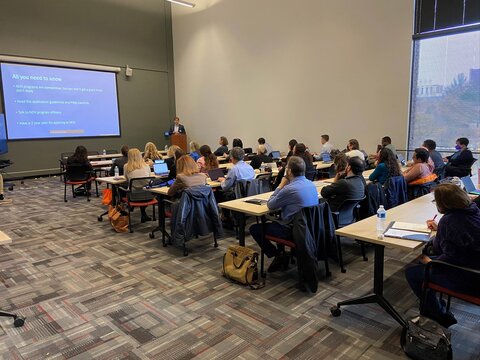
[153, 162, 169, 176]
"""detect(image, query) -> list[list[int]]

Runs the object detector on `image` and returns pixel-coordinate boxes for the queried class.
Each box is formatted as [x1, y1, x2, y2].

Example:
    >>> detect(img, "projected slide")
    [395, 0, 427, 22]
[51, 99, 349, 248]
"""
[1, 63, 120, 140]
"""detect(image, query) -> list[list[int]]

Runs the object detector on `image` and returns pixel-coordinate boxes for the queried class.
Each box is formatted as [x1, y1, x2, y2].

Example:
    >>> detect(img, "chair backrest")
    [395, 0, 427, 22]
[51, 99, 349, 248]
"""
[359, 182, 386, 220]
[65, 163, 92, 182]
[408, 181, 436, 200]
[128, 176, 156, 202]
[335, 197, 365, 228]
[384, 175, 408, 209]
[234, 177, 271, 199]
[60, 152, 74, 163]
[305, 168, 317, 181]
[433, 164, 446, 180]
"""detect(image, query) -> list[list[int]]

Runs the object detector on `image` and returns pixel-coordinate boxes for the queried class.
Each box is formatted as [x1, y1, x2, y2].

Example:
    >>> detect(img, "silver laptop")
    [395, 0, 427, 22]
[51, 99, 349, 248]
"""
[153, 162, 169, 176]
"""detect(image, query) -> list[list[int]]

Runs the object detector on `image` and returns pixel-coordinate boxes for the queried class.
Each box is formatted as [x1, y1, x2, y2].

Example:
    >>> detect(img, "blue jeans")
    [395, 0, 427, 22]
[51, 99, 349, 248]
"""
[249, 222, 291, 258]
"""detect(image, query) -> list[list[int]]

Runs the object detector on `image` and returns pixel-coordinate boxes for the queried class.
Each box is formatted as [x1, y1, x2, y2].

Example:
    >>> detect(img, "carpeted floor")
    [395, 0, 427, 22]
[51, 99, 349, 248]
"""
[0, 177, 479, 359]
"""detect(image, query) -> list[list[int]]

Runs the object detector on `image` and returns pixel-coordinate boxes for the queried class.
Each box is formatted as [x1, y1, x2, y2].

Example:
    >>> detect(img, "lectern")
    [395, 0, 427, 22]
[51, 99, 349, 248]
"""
[171, 133, 187, 153]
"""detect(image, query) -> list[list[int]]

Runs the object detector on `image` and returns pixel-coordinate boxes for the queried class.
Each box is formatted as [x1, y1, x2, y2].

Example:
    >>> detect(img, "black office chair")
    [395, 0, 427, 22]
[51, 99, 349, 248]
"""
[331, 197, 365, 273]
[59, 152, 74, 181]
[120, 177, 157, 232]
[305, 168, 317, 181]
[63, 163, 98, 202]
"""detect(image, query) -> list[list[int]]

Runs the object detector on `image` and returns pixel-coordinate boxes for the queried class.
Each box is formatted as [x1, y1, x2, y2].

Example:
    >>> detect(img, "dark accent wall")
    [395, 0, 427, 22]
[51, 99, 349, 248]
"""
[0, 0, 175, 177]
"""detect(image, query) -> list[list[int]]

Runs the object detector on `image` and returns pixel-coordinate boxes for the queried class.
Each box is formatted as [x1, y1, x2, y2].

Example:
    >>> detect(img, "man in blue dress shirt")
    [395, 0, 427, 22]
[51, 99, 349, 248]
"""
[250, 156, 318, 272]
[219, 147, 255, 191]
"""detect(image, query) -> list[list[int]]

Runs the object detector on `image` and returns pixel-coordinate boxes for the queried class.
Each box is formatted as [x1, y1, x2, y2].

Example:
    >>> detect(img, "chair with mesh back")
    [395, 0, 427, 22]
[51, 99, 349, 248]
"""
[120, 176, 157, 232]
[331, 197, 365, 273]
[59, 152, 74, 181]
[64, 163, 98, 202]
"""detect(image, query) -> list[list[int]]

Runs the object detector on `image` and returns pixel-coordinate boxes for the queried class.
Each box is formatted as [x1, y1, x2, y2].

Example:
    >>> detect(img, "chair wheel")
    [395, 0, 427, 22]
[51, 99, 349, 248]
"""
[183, 250, 188, 256]
[330, 306, 341, 317]
[97, 216, 103, 222]
[87, 198, 90, 202]
[8, 186, 14, 191]
[363, 257, 368, 262]
[64, 199, 67, 202]
[149, 232, 155, 239]
[14, 316, 25, 327]
[341, 269, 346, 274]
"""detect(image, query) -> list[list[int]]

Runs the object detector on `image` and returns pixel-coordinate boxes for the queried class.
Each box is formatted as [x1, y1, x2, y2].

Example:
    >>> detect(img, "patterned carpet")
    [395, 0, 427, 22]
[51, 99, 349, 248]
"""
[0, 177, 479, 360]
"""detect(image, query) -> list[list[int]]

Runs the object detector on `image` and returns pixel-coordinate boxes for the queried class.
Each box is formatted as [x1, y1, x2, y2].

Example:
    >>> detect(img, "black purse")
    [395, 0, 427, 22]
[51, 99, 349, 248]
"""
[401, 316, 452, 360]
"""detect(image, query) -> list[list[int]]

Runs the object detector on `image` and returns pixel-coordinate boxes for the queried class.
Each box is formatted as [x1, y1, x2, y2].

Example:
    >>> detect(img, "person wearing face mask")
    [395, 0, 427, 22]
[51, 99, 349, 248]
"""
[444, 137, 475, 178]
[249, 156, 318, 272]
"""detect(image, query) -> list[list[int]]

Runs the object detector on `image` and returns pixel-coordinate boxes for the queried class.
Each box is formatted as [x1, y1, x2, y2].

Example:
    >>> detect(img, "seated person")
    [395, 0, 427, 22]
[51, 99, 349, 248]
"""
[293, 143, 316, 176]
[189, 141, 201, 162]
[345, 139, 366, 160]
[405, 184, 480, 327]
[423, 139, 444, 170]
[66, 145, 94, 192]
[403, 148, 436, 185]
[214, 136, 229, 156]
[143, 142, 162, 166]
[369, 148, 401, 185]
[250, 145, 272, 170]
[444, 137, 475, 178]
[165, 145, 184, 181]
[232, 138, 243, 148]
[314, 134, 334, 159]
[258, 137, 273, 156]
[167, 155, 207, 197]
[197, 145, 219, 173]
[380, 136, 397, 156]
[320, 157, 366, 212]
[109, 144, 129, 176]
[332, 153, 348, 176]
[286, 139, 298, 158]
[218, 147, 255, 191]
[249, 156, 318, 272]
[123, 148, 153, 222]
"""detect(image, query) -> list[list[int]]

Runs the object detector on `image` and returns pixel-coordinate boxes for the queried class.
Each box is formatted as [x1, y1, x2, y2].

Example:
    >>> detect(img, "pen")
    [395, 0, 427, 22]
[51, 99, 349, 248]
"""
[432, 214, 437, 221]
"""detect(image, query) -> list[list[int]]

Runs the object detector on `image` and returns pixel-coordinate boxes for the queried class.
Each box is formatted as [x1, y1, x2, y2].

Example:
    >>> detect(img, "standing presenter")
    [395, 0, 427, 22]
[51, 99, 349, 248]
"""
[169, 116, 186, 135]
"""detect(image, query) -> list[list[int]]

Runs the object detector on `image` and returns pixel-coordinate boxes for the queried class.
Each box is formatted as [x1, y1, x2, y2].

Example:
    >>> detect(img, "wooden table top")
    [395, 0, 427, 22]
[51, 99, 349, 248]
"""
[218, 181, 329, 217]
[0, 231, 13, 245]
[313, 161, 334, 170]
[147, 180, 222, 196]
[336, 193, 436, 251]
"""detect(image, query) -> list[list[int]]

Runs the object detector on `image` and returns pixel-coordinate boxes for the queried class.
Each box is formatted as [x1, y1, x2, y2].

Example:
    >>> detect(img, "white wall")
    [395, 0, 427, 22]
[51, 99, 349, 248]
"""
[172, 0, 413, 154]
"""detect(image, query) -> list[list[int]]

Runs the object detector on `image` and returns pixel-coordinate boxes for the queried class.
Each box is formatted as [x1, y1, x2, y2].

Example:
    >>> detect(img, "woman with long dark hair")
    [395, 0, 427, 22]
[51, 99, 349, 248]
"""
[197, 145, 219, 173]
[369, 148, 401, 185]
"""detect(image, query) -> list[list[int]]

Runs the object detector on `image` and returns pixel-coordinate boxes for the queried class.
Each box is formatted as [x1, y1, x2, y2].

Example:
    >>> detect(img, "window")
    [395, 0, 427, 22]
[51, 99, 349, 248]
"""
[408, 29, 480, 157]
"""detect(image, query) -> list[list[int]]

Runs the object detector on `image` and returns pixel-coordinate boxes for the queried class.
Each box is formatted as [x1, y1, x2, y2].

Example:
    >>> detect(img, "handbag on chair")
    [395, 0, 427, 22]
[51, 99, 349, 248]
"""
[102, 188, 113, 205]
[222, 245, 264, 289]
[108, 205, 129, 233]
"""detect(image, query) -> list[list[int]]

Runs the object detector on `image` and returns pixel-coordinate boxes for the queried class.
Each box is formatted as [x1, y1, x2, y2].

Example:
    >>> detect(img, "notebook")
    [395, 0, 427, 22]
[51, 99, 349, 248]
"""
[322, 153, 333, 163]
[208, 168, 225, 181]
[461, 176, 480, 195]
[383, 221, 432, 242]
[153, 162, 169, 176]
[271, 151, 281, 159]
[244, 198, 268, 205]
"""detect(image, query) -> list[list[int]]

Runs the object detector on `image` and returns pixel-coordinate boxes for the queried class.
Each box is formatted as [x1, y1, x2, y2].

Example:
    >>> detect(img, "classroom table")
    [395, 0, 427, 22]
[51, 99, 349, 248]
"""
[218, 181, 328, 246]
[330, 193, 435, 327]
[87, 153, 122, 160]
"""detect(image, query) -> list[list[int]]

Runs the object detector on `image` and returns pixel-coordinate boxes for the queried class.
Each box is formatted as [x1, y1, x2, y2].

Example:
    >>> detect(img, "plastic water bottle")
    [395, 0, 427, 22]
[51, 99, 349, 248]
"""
[102, 149, 106, 155]
[164, 145, 168, 151]
[114, 166, 119, 179]
[376, 205, 386, 238]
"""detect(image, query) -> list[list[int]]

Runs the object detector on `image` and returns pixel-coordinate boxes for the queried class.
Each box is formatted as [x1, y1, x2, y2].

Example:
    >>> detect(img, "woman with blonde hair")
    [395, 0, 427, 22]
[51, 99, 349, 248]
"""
[143, 142, 162, 166]
[165, 145, 185, 180]
[124, 148, 153, 222]
[189, 141, 201, 162]
[167, 155, 207, 196]
[197, 145, 219, 173]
